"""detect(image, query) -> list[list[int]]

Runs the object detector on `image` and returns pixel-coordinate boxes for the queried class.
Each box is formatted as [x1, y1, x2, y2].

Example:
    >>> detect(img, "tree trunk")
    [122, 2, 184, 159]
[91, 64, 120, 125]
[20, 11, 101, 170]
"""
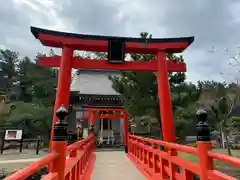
[221, 121, 232, 156]
[225, 134, 232, 156]
[219, 122, 224, 148]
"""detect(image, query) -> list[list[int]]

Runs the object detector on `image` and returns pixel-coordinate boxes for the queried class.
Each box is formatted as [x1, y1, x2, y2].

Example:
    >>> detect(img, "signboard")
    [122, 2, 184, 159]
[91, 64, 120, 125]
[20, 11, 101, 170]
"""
[1, 129, 24, 154]
[4, 129, 23, 140]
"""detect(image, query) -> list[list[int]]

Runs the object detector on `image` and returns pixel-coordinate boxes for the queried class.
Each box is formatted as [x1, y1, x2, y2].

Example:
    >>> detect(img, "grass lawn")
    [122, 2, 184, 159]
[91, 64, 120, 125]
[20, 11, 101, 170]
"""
[179, 148, 240, 178]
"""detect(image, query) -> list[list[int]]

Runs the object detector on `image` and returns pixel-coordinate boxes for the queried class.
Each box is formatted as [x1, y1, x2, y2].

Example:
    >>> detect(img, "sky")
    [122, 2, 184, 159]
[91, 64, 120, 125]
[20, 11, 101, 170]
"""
[1, 0, 240, 83]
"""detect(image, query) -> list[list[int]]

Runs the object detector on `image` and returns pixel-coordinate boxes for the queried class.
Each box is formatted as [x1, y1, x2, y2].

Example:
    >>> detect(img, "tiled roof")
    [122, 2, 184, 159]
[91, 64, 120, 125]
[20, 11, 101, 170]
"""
[31, 26, 194, 45]
[70, 70, 120, 95]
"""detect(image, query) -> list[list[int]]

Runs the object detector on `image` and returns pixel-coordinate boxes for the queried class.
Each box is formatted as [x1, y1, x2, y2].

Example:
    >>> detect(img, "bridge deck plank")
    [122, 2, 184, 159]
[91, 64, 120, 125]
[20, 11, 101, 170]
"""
[91, 151, 145, 180]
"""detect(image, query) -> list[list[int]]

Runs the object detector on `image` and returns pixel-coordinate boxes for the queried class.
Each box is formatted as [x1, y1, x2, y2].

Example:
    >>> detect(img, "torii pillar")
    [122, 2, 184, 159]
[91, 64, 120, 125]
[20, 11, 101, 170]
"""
[157, 51, 175, 142]
[50, 47, 73, 151]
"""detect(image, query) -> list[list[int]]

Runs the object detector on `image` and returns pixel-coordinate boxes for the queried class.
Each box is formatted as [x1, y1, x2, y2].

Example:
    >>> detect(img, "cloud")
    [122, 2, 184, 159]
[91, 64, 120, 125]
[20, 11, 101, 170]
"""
[57, 0, 130, 36]
[1, 0, 240, 83]
[0, 0, 65, 57]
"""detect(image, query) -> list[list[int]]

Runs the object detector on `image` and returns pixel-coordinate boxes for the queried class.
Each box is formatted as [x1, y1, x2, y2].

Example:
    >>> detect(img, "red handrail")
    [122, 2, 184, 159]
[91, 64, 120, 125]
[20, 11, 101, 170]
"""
[208, 151, 240, 166]
[127, 134, 240, 180]
[5, 132, 240, 180]
[5, 134, 95, 180]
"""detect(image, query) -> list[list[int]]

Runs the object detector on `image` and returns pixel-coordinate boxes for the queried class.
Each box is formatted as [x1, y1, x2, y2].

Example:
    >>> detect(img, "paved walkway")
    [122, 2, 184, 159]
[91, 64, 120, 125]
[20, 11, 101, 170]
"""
[0, 158, 42, 164]
[0, 149, 48, 173]
[0, 149, 48, 161]
[91, 151, 145, 180]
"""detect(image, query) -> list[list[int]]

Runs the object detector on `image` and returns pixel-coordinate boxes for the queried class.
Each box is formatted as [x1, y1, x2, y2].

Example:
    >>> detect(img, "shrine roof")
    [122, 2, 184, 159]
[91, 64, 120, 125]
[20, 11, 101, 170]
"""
[31, 26, 194, 53]
[70, 70, 120, 95]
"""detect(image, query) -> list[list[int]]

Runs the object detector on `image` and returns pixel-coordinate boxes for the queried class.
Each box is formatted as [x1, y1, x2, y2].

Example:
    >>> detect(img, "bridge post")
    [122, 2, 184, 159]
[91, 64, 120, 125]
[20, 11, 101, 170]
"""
[50, 47, 73, 150]
[196, 109, 214, 180]
[49, 106, 68, 180]
[156, 51, 176, 143]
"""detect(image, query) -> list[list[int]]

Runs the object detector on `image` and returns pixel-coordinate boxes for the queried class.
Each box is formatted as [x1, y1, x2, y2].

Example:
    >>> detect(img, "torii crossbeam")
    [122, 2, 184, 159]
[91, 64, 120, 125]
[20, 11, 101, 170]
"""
[38, 56, 186, 72]
[30, 26, 194, 151]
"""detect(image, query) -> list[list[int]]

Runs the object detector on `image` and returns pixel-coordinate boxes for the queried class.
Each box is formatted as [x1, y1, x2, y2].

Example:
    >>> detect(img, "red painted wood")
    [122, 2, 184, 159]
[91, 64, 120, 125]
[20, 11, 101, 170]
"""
[49, 141, 68, 180]
[38, 56, 186, 72]
[89, 112, 94, 126]
[197, 142, 214, 180]
[83, 114, 122, 119]
[128, 134, 240, 180]
[49, 47, 73, 151]
[38, 33, 190, 54]
[156, 51, 176, 143]
[8, 134, 240, 179]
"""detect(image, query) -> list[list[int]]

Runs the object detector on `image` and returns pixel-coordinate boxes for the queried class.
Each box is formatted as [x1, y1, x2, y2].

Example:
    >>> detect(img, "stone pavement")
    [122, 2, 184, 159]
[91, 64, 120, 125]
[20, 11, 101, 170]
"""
[91, 151, 145, 180]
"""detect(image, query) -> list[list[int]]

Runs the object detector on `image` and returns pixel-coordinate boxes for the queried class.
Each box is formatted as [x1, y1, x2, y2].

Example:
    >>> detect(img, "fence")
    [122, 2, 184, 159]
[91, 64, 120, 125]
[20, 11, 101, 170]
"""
[5, 134, 95, 180]
[127, 134, 240, 180]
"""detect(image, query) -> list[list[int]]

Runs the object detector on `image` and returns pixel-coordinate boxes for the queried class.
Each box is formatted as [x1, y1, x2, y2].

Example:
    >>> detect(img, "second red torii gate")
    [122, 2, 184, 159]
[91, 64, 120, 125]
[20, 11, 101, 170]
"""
[30, 26, 194, 151]
[82, 105, 128, 151]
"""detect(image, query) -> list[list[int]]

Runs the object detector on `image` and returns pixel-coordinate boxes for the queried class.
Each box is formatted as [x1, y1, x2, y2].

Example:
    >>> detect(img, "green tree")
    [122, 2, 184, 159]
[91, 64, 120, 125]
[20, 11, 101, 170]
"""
[1, 49, 58, 142]
[197, 80, 240, 155]
[2, 102, 53, 143]
[18, 51, 58, 106]
[0, 49, 19, 93]
[18, 56, 35, 102]
[172, 83, 201, 139]
[197, 80, 228, 129]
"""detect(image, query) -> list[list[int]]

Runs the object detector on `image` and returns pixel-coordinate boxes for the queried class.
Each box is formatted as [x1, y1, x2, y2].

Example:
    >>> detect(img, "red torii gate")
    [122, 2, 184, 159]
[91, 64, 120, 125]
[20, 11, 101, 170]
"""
[30, 26, 194, 150]
[82, 105, 128, 150]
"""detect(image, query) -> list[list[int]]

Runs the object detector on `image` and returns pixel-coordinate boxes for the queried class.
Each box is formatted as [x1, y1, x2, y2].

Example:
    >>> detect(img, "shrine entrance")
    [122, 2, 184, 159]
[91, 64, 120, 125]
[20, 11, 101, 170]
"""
[84, 106, 126, 149]
[69, 69, 124, 147]
[98, 118, 115, 146]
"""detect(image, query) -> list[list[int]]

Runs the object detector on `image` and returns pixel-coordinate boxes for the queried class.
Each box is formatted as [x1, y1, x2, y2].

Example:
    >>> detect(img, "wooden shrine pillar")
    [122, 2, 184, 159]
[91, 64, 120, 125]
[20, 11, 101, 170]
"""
[156, 51, 176, 143]
[50, 47, 73, 151]
[123, 112, 128, 153]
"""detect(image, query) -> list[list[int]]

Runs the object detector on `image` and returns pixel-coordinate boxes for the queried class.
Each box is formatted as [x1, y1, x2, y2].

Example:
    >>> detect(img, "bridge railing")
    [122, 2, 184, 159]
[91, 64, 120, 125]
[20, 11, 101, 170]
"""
[5, 134, 95, 180]
[127, 134, 240, 180]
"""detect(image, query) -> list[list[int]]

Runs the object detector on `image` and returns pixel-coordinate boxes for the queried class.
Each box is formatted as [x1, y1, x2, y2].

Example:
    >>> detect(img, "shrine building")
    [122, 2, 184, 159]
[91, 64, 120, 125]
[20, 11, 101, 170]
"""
[68, 69, 124, 146]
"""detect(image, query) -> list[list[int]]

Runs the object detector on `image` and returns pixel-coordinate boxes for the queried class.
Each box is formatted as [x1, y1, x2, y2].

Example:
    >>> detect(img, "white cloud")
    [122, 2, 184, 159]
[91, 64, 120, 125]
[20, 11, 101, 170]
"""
[1, 0, 240, 83]
[0, 45, 6, 50]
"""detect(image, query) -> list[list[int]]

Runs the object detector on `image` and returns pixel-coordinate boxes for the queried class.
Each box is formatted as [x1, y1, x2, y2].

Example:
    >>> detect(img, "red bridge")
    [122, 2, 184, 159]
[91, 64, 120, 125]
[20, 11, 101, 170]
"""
[5, 27, 240, 180]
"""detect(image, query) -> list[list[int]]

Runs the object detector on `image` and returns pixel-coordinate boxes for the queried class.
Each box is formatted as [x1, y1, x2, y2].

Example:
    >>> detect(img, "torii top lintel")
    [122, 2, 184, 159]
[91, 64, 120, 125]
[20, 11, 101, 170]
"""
[31, 26, 194, 54]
